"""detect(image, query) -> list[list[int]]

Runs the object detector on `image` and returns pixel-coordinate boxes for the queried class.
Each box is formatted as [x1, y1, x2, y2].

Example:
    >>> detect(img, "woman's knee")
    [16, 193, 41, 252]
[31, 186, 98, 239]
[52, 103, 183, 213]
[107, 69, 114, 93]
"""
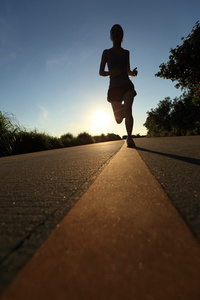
[115, 113, 123, 123]
[111, 102, 124, 124]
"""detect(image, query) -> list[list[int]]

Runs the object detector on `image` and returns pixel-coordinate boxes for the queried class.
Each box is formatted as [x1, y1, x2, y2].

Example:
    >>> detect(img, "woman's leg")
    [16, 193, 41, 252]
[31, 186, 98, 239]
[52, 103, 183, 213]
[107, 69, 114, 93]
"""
[111, 101, 124, 124]
[123, 91, 135, 139]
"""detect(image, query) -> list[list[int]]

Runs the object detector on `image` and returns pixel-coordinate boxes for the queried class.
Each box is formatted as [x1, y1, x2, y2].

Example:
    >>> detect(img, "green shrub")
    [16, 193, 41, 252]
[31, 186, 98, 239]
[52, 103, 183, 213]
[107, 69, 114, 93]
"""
[12, 131, 51, 154]
[76, 132, 94, 145]
[60, 133, 76, 147]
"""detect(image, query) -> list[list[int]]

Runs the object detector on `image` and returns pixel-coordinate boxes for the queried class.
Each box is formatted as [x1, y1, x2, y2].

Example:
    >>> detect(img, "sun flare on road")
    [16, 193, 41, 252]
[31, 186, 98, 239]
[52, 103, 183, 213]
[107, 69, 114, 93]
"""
[91, 109, 112, 134]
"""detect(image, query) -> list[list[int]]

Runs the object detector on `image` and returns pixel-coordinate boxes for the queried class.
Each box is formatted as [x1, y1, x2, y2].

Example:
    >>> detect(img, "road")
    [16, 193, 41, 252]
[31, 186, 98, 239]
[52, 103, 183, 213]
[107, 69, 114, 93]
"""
[135, 135, 200, 241]
[0, 136, 200, 296]
[0, 140, 123, 294]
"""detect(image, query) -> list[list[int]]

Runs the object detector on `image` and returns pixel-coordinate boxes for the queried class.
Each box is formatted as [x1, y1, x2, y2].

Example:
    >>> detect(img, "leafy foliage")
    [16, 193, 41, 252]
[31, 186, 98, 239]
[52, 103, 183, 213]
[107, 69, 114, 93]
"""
[60, 133, 76, 147]
[93, 133, 121, 143]
[151, 21, 200, 137]
[192, 82, 200, 106]
[144, 93, 200, 137]
[155, 21, 200, 90]
[12, 130, 63, 155]
[76, 132, 94, 145]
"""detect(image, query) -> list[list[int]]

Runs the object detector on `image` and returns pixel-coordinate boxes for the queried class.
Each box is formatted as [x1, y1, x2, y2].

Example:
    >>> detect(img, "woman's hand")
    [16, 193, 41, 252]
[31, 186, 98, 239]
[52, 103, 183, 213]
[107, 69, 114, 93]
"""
[132, 67, 138, 77]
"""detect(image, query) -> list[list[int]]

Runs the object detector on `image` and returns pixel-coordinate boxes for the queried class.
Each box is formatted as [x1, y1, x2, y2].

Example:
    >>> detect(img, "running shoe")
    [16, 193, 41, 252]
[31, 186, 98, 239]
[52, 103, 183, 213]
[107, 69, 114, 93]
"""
[126, 138, 135, 148]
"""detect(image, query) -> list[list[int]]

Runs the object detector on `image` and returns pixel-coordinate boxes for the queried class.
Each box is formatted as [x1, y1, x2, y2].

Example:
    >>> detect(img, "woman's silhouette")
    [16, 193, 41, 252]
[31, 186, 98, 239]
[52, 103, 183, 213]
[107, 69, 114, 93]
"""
[99, 24, 138, 147]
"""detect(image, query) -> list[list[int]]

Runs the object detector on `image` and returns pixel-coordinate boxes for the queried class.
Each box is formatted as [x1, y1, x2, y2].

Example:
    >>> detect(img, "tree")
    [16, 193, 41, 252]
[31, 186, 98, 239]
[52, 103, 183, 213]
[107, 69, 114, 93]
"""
[170, 93, 200, 135]
[144, 97, 172, 137]
[144, 94, 200, 137]
[155, 21, 200, 90]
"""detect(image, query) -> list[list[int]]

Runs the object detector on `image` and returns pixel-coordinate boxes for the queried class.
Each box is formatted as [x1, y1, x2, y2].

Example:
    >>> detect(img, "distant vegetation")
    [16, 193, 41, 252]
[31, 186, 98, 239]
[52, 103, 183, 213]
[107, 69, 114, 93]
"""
[144, 93, 200, 137]
[0, 111, 122, 157]
[145, 21, 200, 137]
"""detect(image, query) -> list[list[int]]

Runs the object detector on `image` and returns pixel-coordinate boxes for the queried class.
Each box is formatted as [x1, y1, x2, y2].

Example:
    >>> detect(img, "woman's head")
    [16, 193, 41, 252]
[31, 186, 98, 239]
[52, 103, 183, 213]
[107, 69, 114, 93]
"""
[110, 24, 124, 43]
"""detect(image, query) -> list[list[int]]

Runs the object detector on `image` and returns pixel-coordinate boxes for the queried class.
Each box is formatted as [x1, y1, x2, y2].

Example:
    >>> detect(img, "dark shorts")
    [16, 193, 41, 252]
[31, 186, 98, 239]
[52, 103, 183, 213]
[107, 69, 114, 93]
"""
[107, 83, 137, 103]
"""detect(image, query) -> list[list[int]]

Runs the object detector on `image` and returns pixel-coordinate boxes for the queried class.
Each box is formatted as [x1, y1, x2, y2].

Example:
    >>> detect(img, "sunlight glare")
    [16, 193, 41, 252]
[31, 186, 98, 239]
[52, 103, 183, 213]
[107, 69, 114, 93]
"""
[91, 109, 112, 134]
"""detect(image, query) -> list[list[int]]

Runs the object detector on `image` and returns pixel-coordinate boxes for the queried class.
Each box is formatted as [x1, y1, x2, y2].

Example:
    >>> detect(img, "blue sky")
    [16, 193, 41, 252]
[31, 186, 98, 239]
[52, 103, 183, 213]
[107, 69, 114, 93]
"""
[0, 0, 199, 137]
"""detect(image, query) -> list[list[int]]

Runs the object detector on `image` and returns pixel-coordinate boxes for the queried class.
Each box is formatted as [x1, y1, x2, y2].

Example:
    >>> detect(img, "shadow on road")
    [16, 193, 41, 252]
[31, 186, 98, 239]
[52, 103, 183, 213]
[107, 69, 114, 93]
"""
[135, 146, 200, 166]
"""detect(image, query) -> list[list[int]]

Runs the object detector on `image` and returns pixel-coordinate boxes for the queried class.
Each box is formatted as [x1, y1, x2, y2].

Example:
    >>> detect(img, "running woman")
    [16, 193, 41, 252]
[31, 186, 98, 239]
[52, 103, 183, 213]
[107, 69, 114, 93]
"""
[99, 24, 138, 147]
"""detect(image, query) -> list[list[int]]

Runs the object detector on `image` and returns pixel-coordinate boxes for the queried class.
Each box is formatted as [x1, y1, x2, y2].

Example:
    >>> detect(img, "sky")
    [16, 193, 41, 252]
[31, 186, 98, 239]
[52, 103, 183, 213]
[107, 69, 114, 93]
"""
[0, 0, 200, 138]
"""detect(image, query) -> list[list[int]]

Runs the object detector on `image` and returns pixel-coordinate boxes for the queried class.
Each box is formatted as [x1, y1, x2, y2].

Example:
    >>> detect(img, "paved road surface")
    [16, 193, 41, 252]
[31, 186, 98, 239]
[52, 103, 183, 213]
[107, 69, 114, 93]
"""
[1, 138, 200, 300]
[135, 135, 200, 241]
[0, 140, 123, 293]
[0, 136, 200, 296]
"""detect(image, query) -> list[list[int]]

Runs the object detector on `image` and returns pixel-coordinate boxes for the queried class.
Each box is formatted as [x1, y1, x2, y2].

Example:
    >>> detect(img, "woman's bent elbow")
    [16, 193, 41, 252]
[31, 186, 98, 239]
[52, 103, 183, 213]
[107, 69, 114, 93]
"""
[99, 70, 109, 77]
[99, 70, 104, 76]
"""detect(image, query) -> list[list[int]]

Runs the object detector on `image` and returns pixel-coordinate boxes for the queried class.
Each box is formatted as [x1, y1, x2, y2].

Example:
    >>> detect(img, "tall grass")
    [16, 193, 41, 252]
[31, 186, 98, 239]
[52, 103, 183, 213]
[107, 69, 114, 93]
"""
[0, 112, 20, 156]
[0, 111, 122, 157]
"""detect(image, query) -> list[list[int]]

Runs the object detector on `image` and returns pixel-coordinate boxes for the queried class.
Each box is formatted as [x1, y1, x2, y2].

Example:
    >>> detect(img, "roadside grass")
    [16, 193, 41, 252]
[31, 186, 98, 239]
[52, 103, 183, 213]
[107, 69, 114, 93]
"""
[0, 111, 20, 156]
[0, 111, 122, 157]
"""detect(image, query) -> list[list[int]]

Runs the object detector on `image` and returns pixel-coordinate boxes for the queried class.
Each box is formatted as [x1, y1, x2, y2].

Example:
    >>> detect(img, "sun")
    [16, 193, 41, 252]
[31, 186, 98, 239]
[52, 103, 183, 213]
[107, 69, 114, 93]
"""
[91, 109, 112, 134]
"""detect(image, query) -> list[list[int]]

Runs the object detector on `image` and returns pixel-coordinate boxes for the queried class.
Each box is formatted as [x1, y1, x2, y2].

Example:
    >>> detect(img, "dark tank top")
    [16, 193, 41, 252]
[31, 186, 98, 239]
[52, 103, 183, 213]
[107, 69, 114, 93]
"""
[108, 48, 132, 88]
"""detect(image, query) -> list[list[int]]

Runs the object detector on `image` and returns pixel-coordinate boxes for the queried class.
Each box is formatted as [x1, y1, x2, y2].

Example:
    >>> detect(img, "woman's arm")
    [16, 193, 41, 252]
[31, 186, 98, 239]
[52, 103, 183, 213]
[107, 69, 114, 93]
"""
[99, 49, 110, 76]
[126, 50, 138, 77]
